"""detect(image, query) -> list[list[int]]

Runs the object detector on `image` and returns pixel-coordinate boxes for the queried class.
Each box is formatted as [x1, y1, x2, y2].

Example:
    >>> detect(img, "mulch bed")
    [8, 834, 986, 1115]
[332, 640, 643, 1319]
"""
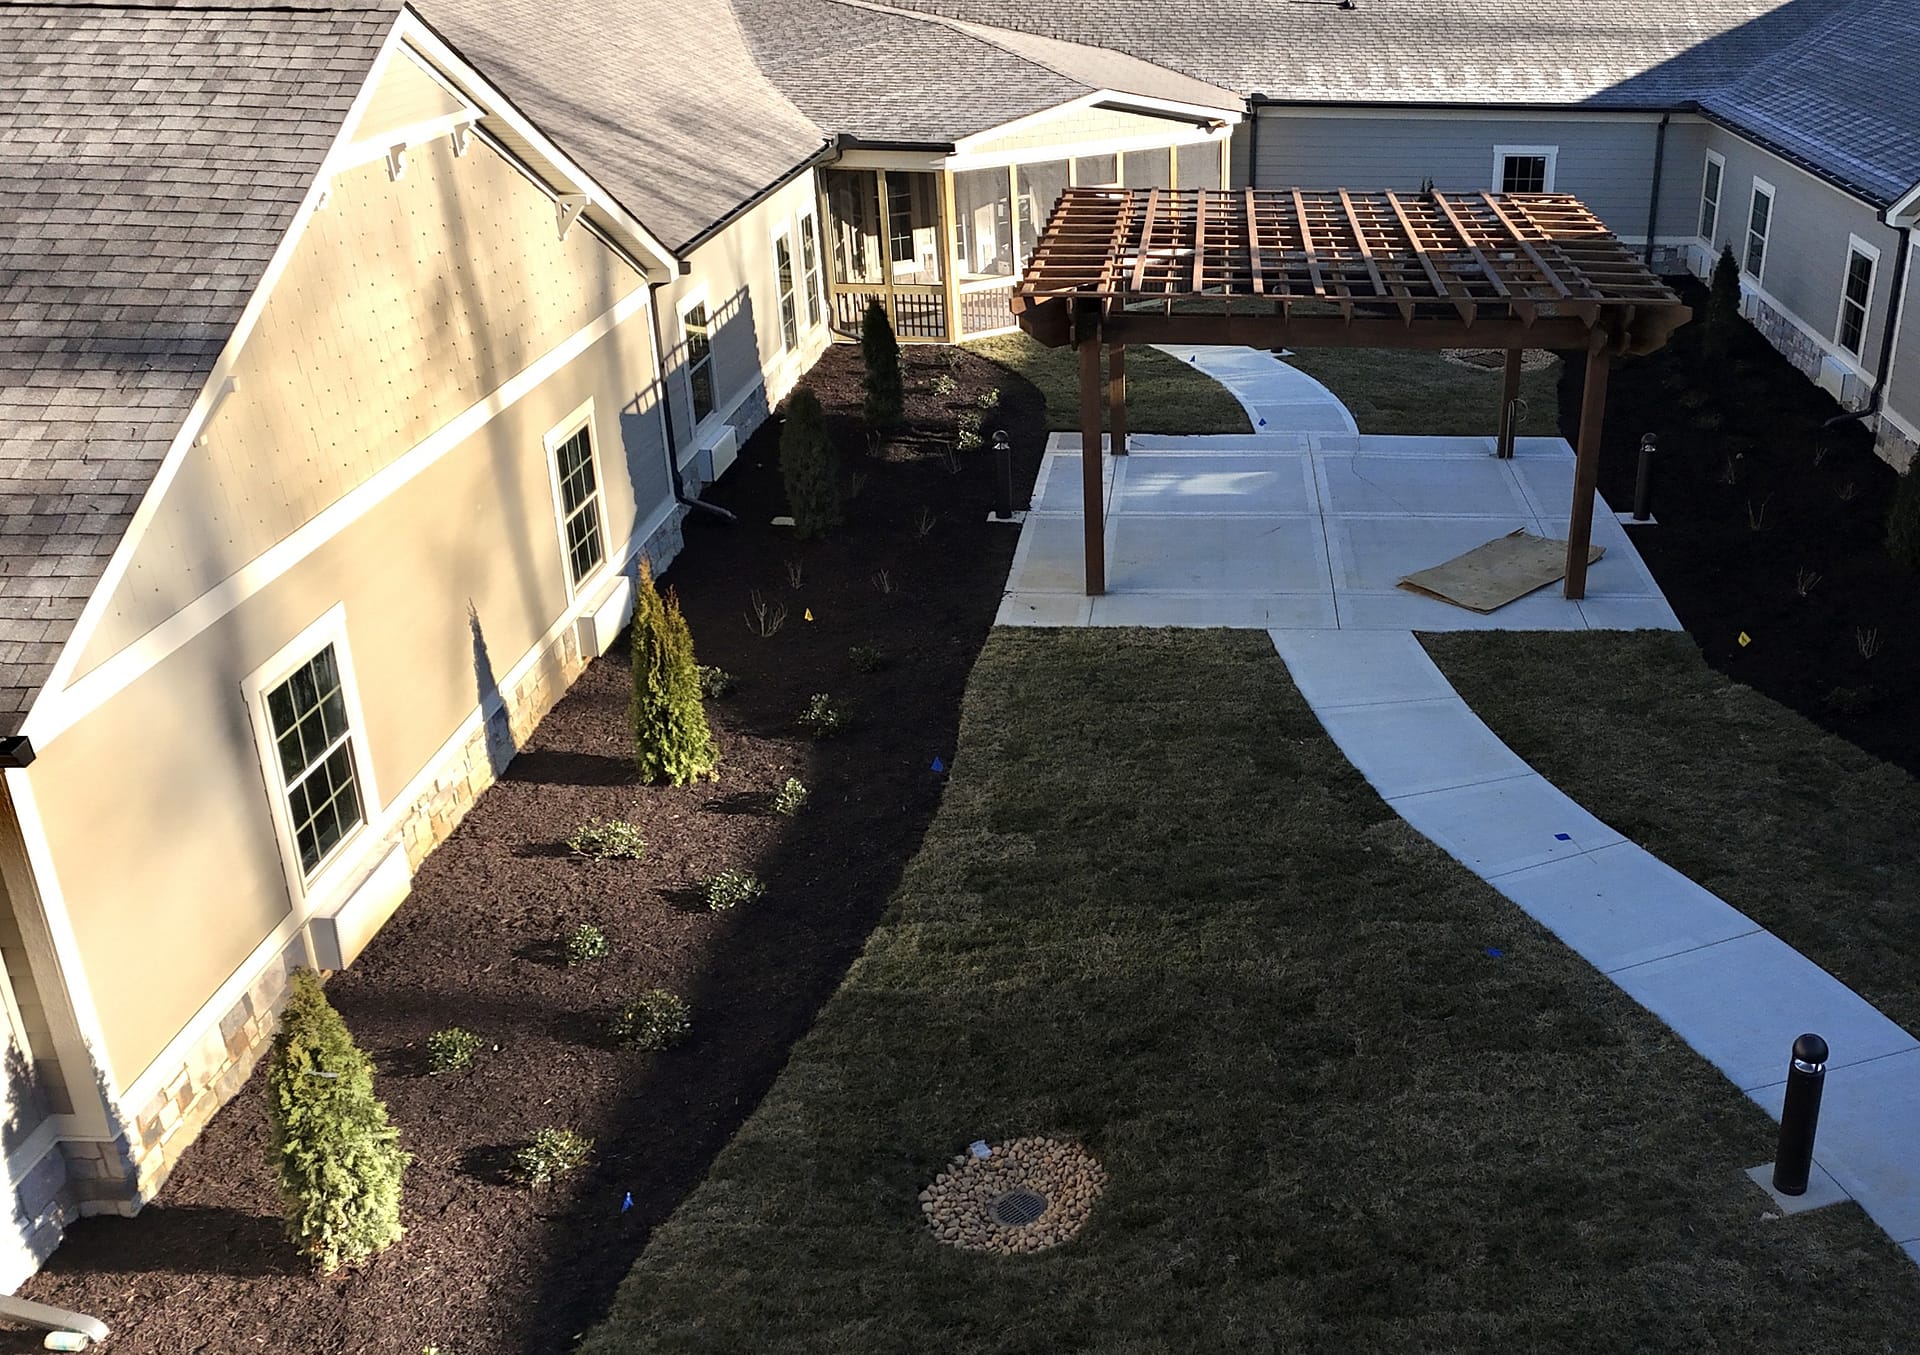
[5, 344, 1043, 1355]
[1562, 277, 1920, 776]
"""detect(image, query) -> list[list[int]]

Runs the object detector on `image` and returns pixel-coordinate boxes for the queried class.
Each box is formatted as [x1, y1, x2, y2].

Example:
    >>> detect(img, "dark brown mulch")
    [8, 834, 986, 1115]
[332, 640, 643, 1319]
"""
[6, 344, 1043, 1355]
[1562, 277, 1920, 776]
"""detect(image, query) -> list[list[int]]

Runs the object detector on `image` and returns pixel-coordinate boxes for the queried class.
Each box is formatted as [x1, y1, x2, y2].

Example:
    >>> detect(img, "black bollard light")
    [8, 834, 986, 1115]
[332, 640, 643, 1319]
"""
[1631, 433, 1657, 523]
[991, 429, 1014, 520]
[1771, 1032, 1829, 1196]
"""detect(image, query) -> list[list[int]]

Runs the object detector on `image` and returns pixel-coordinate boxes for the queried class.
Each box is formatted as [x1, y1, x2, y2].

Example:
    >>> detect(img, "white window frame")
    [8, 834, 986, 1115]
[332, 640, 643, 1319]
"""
[1745, 178, 1775, 283]
[1836, 233, 1881, 360]
[542, 398, 610, 598]
[771, 223, 799, 353]
[242, 603, 380, 909]
[1492, 144, 1558, 194]
[797, 207, 825, 332]
[1699, 149, 1725, 244]
[676, 289, 718, 432]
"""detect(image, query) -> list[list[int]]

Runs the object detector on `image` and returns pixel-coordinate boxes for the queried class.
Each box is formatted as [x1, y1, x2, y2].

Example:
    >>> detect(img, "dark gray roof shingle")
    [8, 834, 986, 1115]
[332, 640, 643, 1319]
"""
[0, 2, 391, 735]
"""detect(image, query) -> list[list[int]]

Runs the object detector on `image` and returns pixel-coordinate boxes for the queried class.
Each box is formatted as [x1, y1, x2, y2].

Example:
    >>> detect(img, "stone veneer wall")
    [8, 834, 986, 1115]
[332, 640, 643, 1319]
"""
[1876, 416, 1919, 472]
[51, 503, 693, 1224]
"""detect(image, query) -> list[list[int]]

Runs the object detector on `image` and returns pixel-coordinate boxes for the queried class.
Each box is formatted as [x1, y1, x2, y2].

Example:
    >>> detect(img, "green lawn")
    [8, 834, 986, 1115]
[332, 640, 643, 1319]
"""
[586, 629, 1920, 1354]
[1425, 629, 1920, 1037]
[965, 332, 1251, 433]
[1282, 348, 1562, 436]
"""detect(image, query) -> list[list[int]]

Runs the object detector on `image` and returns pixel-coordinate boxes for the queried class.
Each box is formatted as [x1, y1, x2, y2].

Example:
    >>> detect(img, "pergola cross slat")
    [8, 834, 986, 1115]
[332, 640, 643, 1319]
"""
[1012, 186, 1691, 602]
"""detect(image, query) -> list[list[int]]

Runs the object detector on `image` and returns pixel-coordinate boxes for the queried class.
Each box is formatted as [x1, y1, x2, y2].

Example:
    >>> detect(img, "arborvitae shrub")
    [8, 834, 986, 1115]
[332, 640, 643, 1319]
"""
[1888, 465, 1920, 570]
[780, 386, 843, 538]
[265, 970, 408, 1274]
[629, 558, 717, 784]
[1705, 245, 1744, 353]
[861, 299, 904, 431]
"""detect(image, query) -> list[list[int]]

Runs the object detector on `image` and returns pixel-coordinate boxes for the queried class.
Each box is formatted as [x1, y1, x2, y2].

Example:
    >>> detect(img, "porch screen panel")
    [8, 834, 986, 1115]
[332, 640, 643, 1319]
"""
[1074, 154, 1118, 186]
[954, 168, 1014, 279]
[1123, 147, 1171, 190]
[1015, 160, 1070, 268]
[824, 168, 885, 284]
[887, 172, 944, 284]
[1176, 143, 1222, 191]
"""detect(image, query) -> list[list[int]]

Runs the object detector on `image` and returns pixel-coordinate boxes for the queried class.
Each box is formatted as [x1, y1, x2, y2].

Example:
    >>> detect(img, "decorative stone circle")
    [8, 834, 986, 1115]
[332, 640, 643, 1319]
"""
[1443, 346, 1557, 373]
[918, 1137, 1106, 1254]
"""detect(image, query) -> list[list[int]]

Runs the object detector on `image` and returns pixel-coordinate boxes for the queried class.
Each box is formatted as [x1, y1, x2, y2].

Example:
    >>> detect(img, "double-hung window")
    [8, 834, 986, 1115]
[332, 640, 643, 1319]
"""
[1838, 239, 1879, 358]
[798, 212, 824, 330]
[548, 411, 606, 590]
[773, 227, 799, 351]
[1699, 151, 1724, 242]
[1495, 146, 1556, 194]
[264, 644, 365, 880]
[681, 299, 716, 425]
[1745, 180, 1774, 281]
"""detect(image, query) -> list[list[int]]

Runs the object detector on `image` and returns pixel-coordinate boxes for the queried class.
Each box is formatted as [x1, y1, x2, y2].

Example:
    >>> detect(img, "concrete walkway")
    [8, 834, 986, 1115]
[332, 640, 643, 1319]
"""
[1272, 628, 1920, 1269]
[1154, 345, 1359, 435]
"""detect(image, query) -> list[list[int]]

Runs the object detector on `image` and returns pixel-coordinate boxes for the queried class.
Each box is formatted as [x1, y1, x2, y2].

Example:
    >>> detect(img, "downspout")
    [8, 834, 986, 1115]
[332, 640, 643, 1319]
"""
[1823, 222, 1913, 427]
[644, 282, 737, 524]
[1245, 94, 1263, 187]
[1641, 112, 1670, 268]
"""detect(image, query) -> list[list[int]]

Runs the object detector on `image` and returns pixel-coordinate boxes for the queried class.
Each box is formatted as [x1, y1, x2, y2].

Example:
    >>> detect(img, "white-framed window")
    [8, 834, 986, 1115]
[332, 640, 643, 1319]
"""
[1699, 150, 1725, 242]
[1745, 178, 1775, 282]
[798, 210, 824, 330]
[1837, 235, 1880, 358]
[677, 293, 717, 427]
[244, 606, 377, 899]
[543, 401, 607, 592]
[1493, 145, 1557, 194]
[773, 226, 799, 351]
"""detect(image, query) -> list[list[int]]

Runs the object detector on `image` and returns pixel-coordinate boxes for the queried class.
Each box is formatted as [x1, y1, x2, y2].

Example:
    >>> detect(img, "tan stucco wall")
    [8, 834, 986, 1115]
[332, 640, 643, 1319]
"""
[28, 55, 671, 1088]
[656, 171, 833, 450]
[78, 104, 646, 671]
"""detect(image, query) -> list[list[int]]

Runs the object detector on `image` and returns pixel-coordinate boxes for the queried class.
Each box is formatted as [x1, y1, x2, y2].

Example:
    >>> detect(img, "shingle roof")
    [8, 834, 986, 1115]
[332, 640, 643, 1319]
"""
[0, 1, 391, 736]
[414, 0, 828, 253]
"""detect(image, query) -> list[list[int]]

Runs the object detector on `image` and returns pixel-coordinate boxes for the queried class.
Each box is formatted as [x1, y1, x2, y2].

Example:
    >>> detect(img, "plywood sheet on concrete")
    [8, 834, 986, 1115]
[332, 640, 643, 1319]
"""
[1398, 529, 1603, 613]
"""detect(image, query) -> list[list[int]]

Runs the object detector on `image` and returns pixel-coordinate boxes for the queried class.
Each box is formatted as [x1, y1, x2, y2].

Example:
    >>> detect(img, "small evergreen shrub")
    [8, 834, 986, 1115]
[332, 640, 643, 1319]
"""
[798, 693, 844, 739]
[612, 990, 692, 1050]
[630, 558, 718, 785]
[1705, 244, 1743, 353]
[848, 644, 884, 674]
[512, 1126, 593, 1189]
[1888, 465, 1920, 570]
[568, 818, 647, 859]
[425, 1027, 484, 1076]
[564, 923, 611, 966]
[773, 777, 809, 816]
[265, 970, 408, 1273]
[697, 664, 736, 699]
[861, 299, 904, 430]
[702, 868, 766, 912]
[781, 386, 844, 539]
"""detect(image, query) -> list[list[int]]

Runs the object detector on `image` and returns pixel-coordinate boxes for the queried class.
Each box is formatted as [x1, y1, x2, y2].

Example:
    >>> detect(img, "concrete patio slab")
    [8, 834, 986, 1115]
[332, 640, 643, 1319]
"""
[1316, 454, 1535, 518]
[1113, 454, 1317, 516]
[1574, 597, 1685, 631]
[1107, 514, 1331, 595]
[1089, 592, 1337, 628]
[1335, 588, 1594, 631]
[996, 592, 1093, 627]
[1389, 773, 1624, 879]
[1494, 842, 1761, 972]
[1610, 931, 1920, 1092]
[1324, 515, 1542, 593]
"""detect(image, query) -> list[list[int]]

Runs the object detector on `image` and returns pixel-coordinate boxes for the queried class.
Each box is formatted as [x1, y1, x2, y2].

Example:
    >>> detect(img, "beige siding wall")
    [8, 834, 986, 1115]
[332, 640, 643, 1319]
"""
[966, 105, 1210, 158]
[27, 51, 673, 1089]
[349, 48, 469, 141]
[78, 118, 646, 671]
[657, 171, 833, 456]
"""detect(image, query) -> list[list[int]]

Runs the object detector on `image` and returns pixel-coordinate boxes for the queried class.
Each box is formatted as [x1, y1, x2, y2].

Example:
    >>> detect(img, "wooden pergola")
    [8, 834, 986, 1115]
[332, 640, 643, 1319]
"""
[1010, 187, 1692, 599]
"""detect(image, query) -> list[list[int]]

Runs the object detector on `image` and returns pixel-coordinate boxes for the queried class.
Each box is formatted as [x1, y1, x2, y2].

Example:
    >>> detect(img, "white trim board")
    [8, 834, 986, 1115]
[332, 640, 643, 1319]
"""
[26, 284, 655, 748]
[947, 124, 1228, 174]
[1836, 233, 1883, 361]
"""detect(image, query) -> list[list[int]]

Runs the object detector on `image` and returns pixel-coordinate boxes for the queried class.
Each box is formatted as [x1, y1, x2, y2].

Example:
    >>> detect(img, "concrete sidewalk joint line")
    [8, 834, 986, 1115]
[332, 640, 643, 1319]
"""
[1271, 627, 1920, 1269]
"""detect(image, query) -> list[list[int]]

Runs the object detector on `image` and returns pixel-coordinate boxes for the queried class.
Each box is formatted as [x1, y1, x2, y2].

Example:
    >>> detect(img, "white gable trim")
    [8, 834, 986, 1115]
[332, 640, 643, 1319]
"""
[949, 88, 1238, 159]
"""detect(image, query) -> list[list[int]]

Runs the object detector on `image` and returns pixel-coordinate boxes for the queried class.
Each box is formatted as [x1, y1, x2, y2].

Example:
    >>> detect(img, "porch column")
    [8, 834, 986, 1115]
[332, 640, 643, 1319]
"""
[1564, 334, 1612, 600]
[1495, 348, 1522, 459]
[1108, 344, 1129, 456]
[1079, 336, 1107, 595]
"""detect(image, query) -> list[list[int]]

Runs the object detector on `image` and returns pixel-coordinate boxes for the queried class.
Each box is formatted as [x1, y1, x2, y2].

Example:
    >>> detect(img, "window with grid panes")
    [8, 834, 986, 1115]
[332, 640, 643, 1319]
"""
[1500, 154, 1549, 193]
[265, 646, 364, 877]
[1839, 248, 1874, 356]
[774, 230, 799, 350]
[1699, 155, 1723, 240]
[682, 303, 715, 424]
[1745, 184, 1772, 279]
[552, 424, 605, 586]
[799, 214, 824, 329]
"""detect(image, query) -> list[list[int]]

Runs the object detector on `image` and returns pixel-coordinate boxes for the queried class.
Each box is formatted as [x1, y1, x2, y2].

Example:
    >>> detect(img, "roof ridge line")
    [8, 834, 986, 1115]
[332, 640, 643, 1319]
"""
[812, 0, 1092, 91]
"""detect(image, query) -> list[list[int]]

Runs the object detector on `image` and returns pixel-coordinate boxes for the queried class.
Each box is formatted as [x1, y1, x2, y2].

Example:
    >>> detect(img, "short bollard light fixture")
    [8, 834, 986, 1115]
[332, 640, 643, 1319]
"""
[991, 429, 1014, 520]
[1631, 433, 1658, 523]
[1772, 1032, 1829, 1197]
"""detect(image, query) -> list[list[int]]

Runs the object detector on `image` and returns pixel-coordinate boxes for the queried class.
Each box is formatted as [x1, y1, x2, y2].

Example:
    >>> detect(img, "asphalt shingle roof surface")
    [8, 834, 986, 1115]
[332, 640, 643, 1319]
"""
[0, 1, 390, 736]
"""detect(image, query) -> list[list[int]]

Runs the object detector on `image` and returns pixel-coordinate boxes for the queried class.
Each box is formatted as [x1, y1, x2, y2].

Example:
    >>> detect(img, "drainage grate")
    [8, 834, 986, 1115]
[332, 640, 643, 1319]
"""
[989, 1188, 1049, 1227]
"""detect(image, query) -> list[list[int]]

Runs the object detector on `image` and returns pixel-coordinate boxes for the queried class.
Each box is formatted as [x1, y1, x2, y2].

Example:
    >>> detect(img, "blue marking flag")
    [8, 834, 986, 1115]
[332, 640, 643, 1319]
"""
[1553, 833, 1572, 842]
[622, 1192, 633, 1213]
[931, 757, 947, 774]
[1485, 947, 1504, 959]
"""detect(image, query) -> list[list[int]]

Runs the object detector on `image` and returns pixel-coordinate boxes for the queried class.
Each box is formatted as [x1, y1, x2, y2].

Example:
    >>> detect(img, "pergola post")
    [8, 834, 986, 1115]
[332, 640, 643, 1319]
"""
[1078, 335, 1106, 595]
[1495, 348, 1522, 459]
[1564, 334, 1612, 600]
[1108, 344, 1128, 456]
